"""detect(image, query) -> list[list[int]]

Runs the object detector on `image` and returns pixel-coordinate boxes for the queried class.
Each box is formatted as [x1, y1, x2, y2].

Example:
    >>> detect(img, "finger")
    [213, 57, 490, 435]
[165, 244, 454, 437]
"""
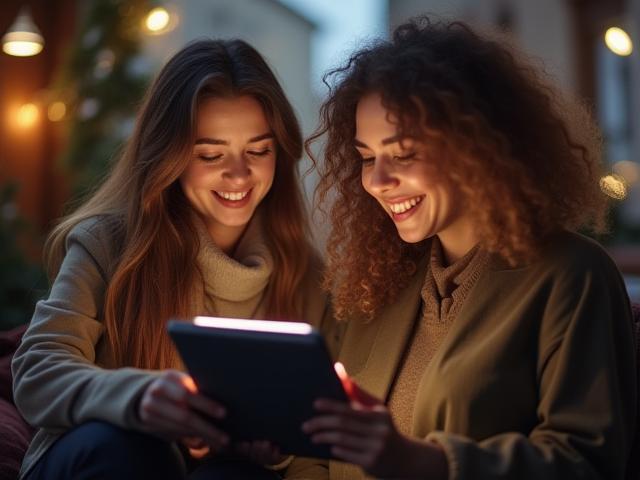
[249, 441, 281, 465]
[187, 393, 226, 420]
[303, 414, 379, 436]
[148, 377, 190, 405]
[182, 436, 207, 449]
[188, 445, 210, 459]
[311, 430, 373, 452]
[331, 446, 375, 467]
[144, 416, 192, 441]
[314, 399, 391, 425]
[145, 399, 229, 448]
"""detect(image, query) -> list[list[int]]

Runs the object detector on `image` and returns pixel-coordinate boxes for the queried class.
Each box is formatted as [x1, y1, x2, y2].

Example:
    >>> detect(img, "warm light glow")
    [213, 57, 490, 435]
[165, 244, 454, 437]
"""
[334, 362, 348, 381]
[605, 27, 633, 56]
[16, 103, 39, 128]
[182, 375, 198, 394]
[145, 7, 170, 32]
[2, 37, 43, 56]
[47, 101, 66, 122]
[192, 316, 313, 335]
[613, 160, 639, 186]
[334, 362, 354, 397]
[600, 174, 627, 200]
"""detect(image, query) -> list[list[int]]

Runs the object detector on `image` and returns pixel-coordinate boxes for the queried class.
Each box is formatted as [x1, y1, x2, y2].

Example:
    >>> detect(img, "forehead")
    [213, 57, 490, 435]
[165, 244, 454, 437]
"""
[196, 95, 270, 136]
[355, 92, 399, 143]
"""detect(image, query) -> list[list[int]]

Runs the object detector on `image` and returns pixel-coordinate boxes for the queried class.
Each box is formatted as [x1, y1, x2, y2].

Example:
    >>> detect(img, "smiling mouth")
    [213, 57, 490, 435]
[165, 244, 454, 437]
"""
[387, 195, 424, 215]
[214, 190, 250, 201]
[212, 189, 253, 208]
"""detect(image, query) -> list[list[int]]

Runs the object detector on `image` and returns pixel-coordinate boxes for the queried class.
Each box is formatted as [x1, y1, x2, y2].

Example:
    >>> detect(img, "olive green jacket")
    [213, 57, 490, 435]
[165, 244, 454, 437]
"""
[286, 231, 637, 480]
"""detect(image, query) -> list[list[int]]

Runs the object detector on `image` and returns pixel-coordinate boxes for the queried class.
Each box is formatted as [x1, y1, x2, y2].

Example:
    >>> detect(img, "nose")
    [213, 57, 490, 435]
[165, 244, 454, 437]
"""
[223, 154, 251, 185]
[366, 156, 399, 194]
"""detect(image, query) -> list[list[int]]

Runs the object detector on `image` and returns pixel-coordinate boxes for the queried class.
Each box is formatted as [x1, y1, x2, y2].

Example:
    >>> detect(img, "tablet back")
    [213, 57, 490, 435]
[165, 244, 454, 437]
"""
[168, 318, 348, 459]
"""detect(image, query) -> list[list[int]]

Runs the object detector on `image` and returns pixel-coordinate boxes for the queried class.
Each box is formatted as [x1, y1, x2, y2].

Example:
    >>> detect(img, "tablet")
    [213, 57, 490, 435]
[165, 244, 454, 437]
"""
[167, 316, 348, 459]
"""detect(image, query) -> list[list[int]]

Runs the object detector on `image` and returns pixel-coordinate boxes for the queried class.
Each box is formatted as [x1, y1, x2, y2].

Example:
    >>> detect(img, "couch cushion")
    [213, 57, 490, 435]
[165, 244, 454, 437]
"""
[0, 324, 27, 403]
[0, 397, 32, 480]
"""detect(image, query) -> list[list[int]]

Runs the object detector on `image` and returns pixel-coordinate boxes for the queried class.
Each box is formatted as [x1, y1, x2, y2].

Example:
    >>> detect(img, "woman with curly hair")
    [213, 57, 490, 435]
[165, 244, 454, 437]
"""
[286, 17, 637, 480]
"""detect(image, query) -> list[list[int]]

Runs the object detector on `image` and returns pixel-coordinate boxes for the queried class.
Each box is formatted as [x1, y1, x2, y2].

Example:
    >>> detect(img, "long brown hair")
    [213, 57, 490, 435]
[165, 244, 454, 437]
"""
[308, 17, 607, 320]
[46, 39, 310, 368]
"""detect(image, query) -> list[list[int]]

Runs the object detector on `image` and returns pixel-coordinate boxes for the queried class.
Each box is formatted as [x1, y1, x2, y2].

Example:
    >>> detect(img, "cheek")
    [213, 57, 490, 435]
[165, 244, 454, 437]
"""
[258, 157, 277, 186]
[360, 168, 374, 196]
[181, 164, 214, 190]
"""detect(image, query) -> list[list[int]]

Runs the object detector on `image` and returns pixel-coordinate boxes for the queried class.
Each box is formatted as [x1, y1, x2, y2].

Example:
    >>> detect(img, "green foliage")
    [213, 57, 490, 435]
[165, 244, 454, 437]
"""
[51, 0, 154, 195]
[0, 1, 156, 329]
[0, 184, 47, 330]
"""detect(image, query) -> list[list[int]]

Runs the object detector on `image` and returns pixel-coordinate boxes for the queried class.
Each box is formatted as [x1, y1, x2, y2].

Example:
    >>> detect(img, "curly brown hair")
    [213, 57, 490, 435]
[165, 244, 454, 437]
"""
[309, 17, 608, 321]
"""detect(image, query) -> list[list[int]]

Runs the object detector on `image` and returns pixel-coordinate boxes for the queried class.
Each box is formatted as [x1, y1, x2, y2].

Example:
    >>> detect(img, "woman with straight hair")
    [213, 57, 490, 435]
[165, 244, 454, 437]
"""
[13, 38, 333, 479]
[286, 17, 637, 480]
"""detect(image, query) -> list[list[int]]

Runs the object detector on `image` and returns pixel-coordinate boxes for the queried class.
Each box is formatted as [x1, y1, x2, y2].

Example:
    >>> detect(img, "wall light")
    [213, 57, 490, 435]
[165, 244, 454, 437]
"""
[2, 7, 44, 57]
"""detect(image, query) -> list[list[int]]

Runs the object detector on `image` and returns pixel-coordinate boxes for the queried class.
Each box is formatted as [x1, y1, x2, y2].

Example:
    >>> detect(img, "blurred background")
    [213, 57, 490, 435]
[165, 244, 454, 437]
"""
[0, 0, 638, 330]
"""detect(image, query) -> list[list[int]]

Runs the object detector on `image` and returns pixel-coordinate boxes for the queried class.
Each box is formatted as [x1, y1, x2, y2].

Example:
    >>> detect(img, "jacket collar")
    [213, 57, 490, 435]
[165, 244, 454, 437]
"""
[344, 253, 428, 401]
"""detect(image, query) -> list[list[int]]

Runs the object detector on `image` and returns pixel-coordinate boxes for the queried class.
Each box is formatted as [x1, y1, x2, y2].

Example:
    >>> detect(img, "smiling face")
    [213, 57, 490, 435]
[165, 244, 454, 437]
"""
[179, 95, 276, 252]
[357, 92, 476, 256]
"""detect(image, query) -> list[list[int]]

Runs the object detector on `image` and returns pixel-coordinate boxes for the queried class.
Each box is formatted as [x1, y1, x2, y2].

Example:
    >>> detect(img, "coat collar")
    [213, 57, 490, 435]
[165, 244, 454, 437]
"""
[342, 253, 428, 401]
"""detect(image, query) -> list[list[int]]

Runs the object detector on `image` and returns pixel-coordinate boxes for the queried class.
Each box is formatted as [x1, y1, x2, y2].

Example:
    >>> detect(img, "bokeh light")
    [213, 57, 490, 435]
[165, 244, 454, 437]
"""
[612, 160, 640, 186]
[605, 27, 633, 56]
[600, 174, 628, 200]
[47, 101, 66, 122]
[16, 103, 39, 128]
[145, 7, 170, 33]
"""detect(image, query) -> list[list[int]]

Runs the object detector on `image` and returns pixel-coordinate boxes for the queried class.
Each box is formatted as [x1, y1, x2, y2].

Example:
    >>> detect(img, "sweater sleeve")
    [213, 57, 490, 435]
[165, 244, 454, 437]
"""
[11, 221, 160, 432]
[426, 252, 637, 480]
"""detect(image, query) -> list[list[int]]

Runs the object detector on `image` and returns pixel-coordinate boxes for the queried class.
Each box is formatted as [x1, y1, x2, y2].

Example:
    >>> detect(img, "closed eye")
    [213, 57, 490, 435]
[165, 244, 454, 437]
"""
[394, 152, 416, 162]
[355, 147, 375, 166]
[247, 148, 272, 156]
[199, 153, 223, 162]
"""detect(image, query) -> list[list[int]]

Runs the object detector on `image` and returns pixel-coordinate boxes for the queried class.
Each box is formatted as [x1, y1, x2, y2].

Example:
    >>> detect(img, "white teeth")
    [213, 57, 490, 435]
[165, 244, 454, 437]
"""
[216, 190, 249, 201]
[389, 196, 423, 214]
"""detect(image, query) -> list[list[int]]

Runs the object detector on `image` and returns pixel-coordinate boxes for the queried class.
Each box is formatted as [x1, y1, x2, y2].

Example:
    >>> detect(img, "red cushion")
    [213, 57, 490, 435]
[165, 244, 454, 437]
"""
[0, 325, 31, 480]
[0, 325, 27, 403]
[0, 398, 32, 480]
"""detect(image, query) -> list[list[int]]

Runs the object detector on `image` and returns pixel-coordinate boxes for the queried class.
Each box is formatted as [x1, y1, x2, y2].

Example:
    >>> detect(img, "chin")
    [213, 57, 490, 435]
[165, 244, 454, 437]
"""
[397, 229, 430, 244]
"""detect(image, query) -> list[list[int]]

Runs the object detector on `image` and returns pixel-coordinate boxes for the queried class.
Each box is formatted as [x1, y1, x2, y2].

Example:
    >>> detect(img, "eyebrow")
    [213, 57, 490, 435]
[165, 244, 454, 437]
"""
[354, 135, 402, 149]
[194, 132, 274, 145]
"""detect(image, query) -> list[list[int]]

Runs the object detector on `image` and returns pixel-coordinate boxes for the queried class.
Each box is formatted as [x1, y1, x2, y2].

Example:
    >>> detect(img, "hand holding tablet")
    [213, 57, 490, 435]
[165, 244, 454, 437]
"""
[168, 316, 349, 458]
